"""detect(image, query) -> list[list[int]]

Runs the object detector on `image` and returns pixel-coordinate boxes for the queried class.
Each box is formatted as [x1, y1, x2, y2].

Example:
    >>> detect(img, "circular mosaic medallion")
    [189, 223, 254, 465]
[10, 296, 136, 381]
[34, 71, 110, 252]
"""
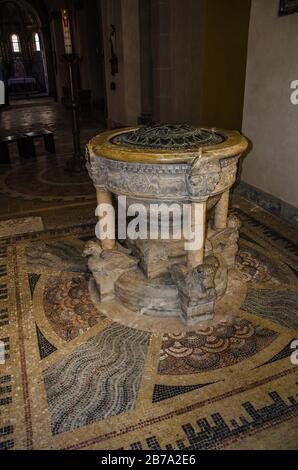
[0, 156, 95, 202]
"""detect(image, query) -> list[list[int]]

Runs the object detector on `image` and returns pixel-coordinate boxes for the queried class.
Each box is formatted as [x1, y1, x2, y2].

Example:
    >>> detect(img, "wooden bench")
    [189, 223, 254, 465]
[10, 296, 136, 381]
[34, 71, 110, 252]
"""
[25, 130, 56, 157]
[0, 134, 34, 163]
[0, 130, 56, 163]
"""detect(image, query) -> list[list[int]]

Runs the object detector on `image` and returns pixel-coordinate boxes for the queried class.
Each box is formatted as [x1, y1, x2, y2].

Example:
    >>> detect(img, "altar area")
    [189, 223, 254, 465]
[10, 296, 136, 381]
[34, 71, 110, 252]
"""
[8, 76, 37, 95]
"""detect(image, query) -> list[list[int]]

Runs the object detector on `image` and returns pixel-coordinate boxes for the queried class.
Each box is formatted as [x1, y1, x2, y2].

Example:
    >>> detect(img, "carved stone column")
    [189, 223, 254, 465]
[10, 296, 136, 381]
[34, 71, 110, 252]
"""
[214, 189, 229, 229]
[187, 201, 207, 269]
[96, 187, 116, 250]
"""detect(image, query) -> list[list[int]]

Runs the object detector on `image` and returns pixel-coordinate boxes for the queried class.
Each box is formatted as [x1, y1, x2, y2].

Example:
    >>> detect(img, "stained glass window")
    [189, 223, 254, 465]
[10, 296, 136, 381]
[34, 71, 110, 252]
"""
[11, 34, 21, 53]
[33, 32, 41, 52]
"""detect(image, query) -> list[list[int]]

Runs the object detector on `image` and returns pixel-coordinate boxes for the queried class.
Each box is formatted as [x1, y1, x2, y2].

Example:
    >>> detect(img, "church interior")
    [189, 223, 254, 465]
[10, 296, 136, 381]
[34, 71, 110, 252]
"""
[0, 0, 297, 452]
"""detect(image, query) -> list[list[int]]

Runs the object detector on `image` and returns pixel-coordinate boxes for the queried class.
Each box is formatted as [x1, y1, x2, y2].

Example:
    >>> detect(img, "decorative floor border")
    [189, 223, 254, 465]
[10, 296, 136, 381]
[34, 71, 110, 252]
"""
[233, 182, 298, 229]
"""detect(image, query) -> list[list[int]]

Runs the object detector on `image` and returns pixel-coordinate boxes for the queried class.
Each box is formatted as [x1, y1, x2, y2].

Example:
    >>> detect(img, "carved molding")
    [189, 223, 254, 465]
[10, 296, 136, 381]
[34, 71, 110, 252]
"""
[86, 151, 240, 201]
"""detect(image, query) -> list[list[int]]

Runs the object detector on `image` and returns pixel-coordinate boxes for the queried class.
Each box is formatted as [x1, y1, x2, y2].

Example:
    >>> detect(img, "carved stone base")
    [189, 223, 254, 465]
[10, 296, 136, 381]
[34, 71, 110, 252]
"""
[208, 214, 241, 269]
[83, 241, 138, 301]
[115, 270, 180, 316]
[84, 215, 241, 326]
[126, 239, 185, 280]
[171, 257, 218, 325]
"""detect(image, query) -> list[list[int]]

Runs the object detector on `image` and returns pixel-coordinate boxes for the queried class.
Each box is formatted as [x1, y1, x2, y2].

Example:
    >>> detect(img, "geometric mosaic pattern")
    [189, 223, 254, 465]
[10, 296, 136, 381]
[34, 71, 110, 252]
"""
[36, 326, 57, 360]
[43, 324, 150, 435]
[254, 339, 297, 369]
[241, 288, 298, 330]
[0, 425, 14, 450]
[129, 390, 298, 450]
[158, 317, 278, 375]
[43, 274, 104, 341]
[152, 382, 216, 403]
[0, 198, 297, 450]
[28, 274, 41, 299]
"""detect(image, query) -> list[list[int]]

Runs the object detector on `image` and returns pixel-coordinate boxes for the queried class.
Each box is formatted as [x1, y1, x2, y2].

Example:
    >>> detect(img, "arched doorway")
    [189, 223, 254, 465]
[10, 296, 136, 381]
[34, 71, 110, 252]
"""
[0, 0, 53, 99]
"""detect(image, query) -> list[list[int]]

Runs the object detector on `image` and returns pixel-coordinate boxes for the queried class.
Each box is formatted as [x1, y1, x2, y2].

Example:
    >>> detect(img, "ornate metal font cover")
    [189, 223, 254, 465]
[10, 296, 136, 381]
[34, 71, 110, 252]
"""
[111, 124, 224, 150]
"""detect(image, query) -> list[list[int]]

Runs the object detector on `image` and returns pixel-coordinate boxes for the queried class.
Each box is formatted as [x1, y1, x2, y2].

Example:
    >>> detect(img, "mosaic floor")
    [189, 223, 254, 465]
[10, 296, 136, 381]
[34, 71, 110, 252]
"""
[0, 99, 99, 225]
[0, 197, 297, 450]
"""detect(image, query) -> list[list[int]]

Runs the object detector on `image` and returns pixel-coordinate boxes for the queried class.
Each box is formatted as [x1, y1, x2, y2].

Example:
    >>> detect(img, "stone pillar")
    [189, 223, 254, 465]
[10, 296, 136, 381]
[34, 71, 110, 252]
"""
[96, 188, 116, 250]
[138, 0, 153, 124]
[214, 189, 229, 229]
[187, 201, 207, 269]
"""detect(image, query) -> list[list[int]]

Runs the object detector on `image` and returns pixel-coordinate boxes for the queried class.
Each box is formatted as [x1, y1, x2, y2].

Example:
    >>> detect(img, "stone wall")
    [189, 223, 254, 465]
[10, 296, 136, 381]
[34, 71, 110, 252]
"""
[100, 0, 141, 127]
[242, 0, 298, 208]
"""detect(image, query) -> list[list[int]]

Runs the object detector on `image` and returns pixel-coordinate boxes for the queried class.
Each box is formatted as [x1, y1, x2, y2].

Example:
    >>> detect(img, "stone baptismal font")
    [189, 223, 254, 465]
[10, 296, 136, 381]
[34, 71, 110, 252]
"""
[85, 124, 248, 326]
